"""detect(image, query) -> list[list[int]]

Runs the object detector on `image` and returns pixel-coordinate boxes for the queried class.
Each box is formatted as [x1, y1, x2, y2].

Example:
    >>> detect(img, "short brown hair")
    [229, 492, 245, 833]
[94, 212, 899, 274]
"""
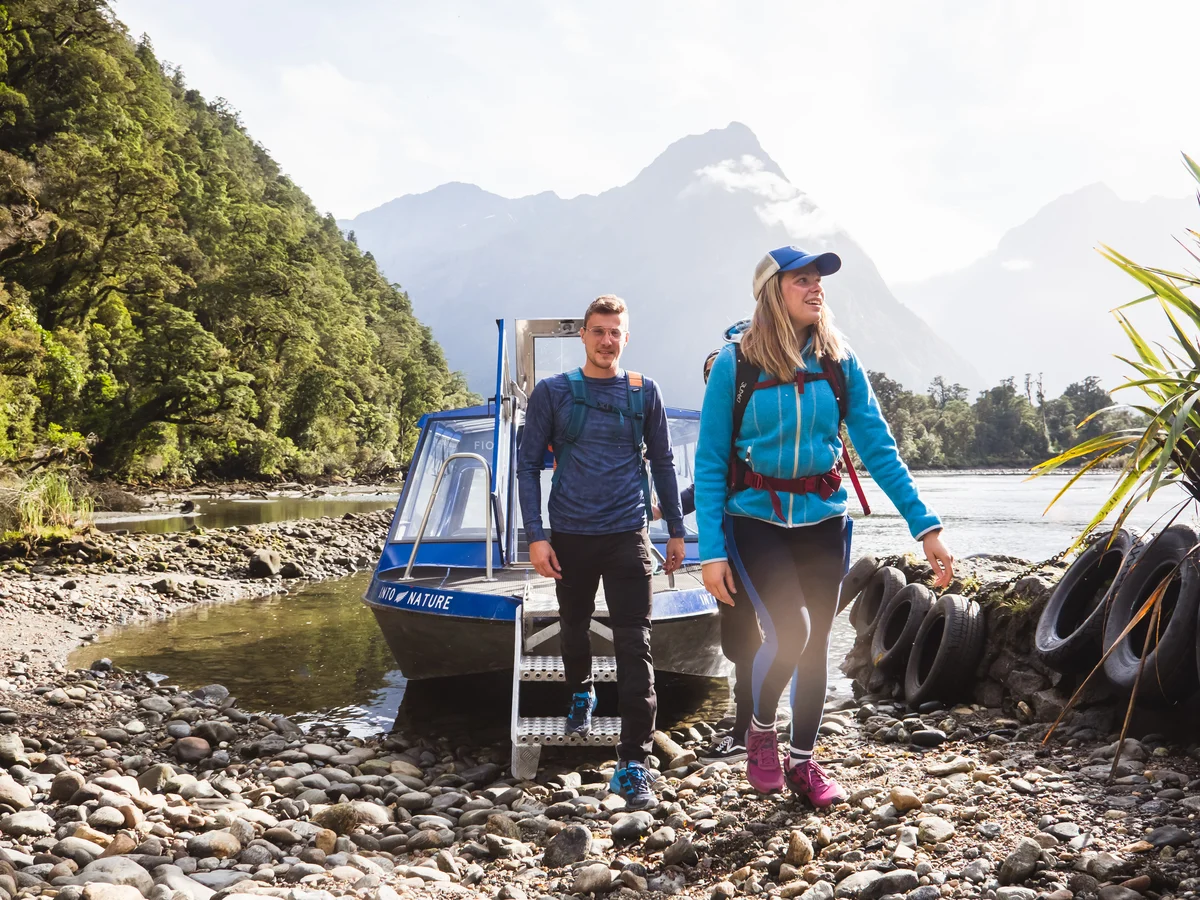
[583, 294, 628, 327]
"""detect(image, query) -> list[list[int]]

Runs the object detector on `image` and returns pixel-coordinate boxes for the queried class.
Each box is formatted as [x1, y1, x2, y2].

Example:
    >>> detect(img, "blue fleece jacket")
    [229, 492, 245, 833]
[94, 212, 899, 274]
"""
[518, 370, 685, 543]
[694, 341, 941, 563]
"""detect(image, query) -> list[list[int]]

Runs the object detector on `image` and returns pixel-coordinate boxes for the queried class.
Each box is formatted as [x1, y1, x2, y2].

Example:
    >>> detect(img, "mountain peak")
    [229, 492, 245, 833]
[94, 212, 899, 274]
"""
[628, 122, 786, 193]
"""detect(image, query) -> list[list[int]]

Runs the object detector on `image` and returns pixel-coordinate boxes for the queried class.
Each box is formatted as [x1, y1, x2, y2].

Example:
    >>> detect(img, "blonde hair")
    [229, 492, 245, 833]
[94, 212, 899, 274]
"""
[740, 259, 847, 382]
[583, 294, 628, 327]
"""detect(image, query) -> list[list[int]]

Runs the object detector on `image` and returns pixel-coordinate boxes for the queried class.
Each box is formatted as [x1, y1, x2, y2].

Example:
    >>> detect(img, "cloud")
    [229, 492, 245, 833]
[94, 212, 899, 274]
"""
[1001, 259, 1034, 272]
[689, 156, 841, 242]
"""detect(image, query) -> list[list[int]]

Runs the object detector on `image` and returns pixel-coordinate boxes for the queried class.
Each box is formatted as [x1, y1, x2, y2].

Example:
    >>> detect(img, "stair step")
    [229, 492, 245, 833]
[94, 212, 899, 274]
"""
[520, 656, 617, 682]
[515, 716, 621, 746]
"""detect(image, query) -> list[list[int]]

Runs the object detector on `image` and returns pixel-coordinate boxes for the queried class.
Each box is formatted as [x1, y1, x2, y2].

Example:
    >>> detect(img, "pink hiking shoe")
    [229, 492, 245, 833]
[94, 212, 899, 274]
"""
[745, 727, 785, 793]
[785, 759, 847, 808]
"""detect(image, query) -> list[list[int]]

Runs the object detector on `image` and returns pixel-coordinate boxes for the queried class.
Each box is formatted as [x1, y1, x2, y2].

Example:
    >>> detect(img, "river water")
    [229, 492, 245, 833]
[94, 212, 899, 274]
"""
[93, 493, 398, 535]
[71, 473, 1196, 738]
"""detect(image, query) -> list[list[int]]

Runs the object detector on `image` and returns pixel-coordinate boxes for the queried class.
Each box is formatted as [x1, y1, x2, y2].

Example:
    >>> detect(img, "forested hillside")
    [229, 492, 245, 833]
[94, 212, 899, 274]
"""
[0, 0, 473, 481]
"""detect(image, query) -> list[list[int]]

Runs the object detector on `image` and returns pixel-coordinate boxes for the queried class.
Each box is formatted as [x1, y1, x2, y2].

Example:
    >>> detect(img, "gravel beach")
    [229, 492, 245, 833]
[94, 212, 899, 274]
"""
[0, 516, 1198, 900]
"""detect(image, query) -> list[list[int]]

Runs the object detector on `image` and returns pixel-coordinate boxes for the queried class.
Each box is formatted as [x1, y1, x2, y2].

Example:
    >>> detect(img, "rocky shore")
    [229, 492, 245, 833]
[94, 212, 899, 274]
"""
[0, 510, 392, 678]
[0, 528, 1198, 900]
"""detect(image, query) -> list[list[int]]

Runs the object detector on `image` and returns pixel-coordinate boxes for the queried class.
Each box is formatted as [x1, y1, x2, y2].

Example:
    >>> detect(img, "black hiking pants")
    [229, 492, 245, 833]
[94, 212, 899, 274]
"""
[552, 529, 656, 763]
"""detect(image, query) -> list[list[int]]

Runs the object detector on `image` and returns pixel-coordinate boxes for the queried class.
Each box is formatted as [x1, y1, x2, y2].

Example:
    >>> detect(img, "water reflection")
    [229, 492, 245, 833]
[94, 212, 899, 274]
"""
[94, 496, 398, 535]
[69, 572, 740, 739]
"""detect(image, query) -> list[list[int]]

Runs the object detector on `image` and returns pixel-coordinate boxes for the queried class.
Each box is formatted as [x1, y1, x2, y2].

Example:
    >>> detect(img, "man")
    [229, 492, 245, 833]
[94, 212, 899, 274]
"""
[517, 294, 686, 810]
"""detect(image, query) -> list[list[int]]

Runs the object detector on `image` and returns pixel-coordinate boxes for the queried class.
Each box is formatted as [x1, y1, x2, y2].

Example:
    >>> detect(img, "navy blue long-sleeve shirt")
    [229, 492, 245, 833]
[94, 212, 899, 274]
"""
[518, 370, 685, 543]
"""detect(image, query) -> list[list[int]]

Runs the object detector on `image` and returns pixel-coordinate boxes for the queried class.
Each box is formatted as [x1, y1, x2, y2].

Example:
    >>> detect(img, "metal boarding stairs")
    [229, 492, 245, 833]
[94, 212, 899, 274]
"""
[510, 590, 622, 780]
[509, 547, 676, 780]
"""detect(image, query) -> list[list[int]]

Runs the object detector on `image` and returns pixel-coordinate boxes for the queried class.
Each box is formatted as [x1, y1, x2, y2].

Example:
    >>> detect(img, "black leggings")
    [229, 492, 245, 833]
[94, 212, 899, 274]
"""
[725, 514, 850, 752]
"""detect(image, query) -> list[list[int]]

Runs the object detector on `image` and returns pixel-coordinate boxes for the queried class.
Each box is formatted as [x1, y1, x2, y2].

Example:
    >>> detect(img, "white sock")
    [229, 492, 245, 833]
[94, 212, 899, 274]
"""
[750, 714, 776, 732]
[789, 747, 813, 766]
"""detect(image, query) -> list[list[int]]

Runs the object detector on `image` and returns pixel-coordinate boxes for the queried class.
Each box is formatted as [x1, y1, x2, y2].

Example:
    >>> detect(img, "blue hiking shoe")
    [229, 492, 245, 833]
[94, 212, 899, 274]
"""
[566, 688, 597, 736]
[609, 760, 658, 810]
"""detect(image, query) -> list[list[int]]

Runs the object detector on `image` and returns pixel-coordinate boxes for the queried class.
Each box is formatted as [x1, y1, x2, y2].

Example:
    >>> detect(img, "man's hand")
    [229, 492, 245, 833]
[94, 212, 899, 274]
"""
[922, 530, 955, 589]
[664, 537, 685, 573]
[530, 540, 562, 580]
[702, 560, 738, 606]
[651, 505, 663, 521]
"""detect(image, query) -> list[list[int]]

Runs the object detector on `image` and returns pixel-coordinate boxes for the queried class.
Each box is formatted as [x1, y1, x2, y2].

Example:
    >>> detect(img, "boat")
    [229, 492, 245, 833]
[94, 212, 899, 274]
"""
[362, 318, 728, 682]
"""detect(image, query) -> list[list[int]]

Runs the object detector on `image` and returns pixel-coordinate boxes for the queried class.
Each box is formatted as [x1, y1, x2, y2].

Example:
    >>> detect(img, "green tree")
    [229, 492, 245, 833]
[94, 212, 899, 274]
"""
[0, 1, 473, 479]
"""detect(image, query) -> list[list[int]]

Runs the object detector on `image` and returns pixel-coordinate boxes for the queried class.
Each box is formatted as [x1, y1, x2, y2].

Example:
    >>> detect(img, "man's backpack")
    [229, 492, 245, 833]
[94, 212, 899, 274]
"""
[728, 345, 870, 516]
[549, 368, 653, 520]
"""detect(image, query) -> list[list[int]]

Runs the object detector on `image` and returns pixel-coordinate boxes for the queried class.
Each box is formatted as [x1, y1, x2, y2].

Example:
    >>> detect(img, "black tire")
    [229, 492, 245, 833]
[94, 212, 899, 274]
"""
[871, 583, 935, 676]
[1035, 528, 1140, 672]
[904, 594, 986, 707]
[1102, 525, 1199, 706]
[838, 554, 880, 616]
[852, 566, 905, 638]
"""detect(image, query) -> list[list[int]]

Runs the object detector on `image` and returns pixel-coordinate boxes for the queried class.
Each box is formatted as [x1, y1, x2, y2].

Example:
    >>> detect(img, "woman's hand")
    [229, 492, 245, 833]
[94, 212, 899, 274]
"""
[702, 560, 738, 606]
[922, 530, 955, 589]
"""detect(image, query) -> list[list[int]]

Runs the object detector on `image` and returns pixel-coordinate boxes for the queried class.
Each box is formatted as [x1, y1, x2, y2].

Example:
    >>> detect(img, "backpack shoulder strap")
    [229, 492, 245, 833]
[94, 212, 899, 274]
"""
[624, 372, 652, 521]
[821, 356, 849, 423]
[562, 368, 590, 445]
[625, 371, 646, 448]
[731, 345, 760, 451]
[551, 369, 589, 488]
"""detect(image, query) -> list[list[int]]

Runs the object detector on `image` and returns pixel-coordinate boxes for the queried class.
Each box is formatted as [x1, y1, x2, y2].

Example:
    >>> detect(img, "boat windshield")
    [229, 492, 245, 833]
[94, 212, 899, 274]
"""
[390, 415, 494, 543]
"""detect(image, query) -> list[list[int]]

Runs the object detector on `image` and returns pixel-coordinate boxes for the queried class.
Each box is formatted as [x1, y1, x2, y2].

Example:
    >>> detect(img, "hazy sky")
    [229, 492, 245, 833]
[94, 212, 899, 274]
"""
[114, 0, 1200, 284]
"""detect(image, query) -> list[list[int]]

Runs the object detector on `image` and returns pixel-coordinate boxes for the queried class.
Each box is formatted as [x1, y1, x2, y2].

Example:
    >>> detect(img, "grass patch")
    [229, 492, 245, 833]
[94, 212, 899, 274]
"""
[0, 470, 94, 540]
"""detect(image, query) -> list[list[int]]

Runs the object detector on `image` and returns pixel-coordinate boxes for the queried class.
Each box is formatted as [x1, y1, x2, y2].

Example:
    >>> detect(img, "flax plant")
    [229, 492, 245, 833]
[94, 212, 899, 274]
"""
[1032, 155, 1200, 770]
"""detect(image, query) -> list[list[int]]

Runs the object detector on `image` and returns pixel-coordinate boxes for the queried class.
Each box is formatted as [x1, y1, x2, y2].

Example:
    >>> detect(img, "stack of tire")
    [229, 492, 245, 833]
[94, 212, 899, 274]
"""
[1034, 525, 1199, 705]
[844, 557, 987, 707]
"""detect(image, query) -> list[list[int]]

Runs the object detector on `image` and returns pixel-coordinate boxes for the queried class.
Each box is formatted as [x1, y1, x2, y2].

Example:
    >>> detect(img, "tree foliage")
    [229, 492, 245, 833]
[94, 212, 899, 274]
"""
[864, 370, 1136, 469]
[0, 0, 473, 480]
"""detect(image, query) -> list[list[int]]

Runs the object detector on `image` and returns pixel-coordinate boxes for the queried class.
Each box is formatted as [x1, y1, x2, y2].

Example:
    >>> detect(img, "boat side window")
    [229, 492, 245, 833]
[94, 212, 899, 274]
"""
[391, 416, 495, 542]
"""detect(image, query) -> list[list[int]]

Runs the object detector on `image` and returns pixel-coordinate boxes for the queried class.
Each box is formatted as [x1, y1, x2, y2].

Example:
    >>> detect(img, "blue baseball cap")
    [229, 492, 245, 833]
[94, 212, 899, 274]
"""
[753, 246, 842, 297]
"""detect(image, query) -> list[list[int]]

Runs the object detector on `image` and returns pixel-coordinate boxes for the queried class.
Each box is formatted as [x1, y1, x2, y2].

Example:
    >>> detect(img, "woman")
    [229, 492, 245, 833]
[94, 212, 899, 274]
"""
[694, 246, 954, 807]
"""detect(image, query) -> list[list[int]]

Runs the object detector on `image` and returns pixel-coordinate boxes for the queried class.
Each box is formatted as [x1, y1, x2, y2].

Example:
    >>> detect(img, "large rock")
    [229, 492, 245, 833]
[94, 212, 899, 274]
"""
[785, 830, 814, 866]
[612, 811, 654, 843]
[571, 863, 613, 894]
[0, 772, 33, 809]
[543, 824, 591, 867]
[52, 837, 105, 867]
[1000, 837, 1043, 884]
[0, 732, 29, 767]
[860, 871, 919, 900]
[349, 800, 392, 826]
[916, 816, 955, 844]
[137, 764, 175, 793]
[172, 737, 211, 762]
[187, 831, 241, 859]
[192, 722, 238, 745]
[56, 857, 154, 895]
[154, 869, 216, 900]
[51, 770, 86, 801]
[0, 809, 54, 836]
[834, 870, 883, 899]
[248, 549, 282, 578]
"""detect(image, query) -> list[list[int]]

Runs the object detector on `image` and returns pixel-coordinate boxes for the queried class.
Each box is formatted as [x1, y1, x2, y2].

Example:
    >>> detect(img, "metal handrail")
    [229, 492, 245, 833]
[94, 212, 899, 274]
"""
[402, 452, 497, 581]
